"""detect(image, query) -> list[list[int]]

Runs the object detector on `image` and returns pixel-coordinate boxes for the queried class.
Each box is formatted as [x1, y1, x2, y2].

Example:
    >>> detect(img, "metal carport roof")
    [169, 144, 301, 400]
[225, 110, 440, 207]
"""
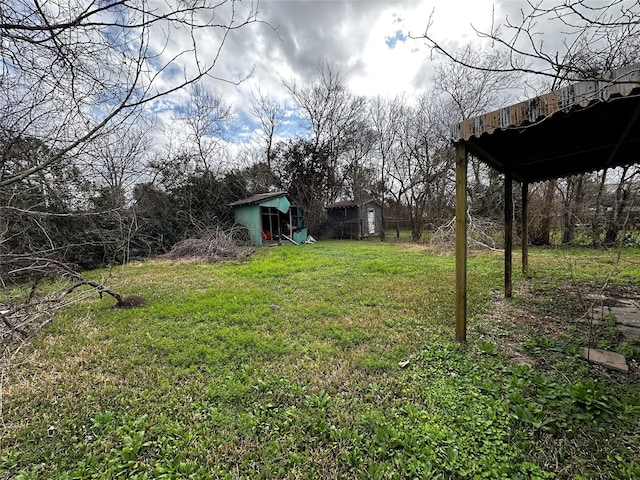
[452, 63, 640, 341]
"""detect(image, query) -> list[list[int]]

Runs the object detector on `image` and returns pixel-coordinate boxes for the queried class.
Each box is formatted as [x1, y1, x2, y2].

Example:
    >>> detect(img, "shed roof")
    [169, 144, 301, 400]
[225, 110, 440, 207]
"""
[326, 199, 378, 209]
[229, 191, 288, 207]
[453, 63, 640, 183]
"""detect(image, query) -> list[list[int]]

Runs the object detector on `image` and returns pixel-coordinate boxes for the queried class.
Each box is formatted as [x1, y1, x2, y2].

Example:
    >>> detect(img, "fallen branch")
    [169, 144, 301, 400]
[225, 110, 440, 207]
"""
[1, 266, 144, 363]
[1, 311, 27, 337]
[429, 215, 505, 251]
[60, 279, 123, 305]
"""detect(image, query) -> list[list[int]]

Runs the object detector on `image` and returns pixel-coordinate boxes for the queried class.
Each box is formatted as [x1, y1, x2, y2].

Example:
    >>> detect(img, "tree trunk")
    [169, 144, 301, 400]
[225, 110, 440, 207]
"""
[592, 169, 608, 245]
[604, 169, 631, 245]
[562, 174, 584, 244]
[532, 179, 555, 245]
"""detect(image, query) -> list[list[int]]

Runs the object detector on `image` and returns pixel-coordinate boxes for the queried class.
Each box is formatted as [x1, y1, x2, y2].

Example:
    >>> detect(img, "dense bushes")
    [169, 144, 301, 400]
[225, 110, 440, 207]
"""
[0, 167, 252, 281]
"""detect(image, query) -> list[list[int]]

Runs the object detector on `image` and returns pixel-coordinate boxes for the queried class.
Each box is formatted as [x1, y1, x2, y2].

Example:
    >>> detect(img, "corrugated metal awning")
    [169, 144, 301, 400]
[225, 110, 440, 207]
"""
[452, 63, 640, 342]
[454, 64, 640, 183]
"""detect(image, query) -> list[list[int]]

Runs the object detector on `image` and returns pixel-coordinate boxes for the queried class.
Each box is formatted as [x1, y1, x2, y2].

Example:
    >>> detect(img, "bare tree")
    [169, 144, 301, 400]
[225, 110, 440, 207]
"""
[173, 83, 233, 174]
[529, 180, 558, 245]
[602, 166, 639, 245]
[384, 97, 452, 241]
[72, 120, 157, 264]
[284, 61, 367, 155]
[369, 95, 404, 239]
[250, 86, 285, 171]
[420, 1, 640, 87]
[0, 0, 262, 189]
[271, 138, 335, 234]
[280, 62, 368, 226]
[559, 175, 587, 244]
[341, 125, 377, 202]
[283, 61, 367, 201]
[433, 44, 524, 120]
[82, 120, 155, 209]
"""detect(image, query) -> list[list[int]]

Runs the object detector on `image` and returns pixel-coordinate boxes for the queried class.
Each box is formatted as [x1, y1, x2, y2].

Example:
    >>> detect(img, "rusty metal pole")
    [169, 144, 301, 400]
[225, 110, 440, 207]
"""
[455, 142, 468, 341]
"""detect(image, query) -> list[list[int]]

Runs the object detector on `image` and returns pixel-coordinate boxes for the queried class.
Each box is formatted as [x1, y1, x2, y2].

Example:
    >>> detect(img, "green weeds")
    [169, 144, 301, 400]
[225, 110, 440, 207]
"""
[1, 243, 639, 479]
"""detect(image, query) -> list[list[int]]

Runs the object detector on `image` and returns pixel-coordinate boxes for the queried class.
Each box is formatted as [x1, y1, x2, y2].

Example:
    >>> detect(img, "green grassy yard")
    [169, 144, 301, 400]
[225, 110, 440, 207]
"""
[1, 242, 639, 479]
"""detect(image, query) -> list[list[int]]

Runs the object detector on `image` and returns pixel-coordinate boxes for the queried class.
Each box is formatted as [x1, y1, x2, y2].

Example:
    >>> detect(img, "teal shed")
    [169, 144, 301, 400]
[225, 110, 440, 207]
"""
[229, 192, 307, 246]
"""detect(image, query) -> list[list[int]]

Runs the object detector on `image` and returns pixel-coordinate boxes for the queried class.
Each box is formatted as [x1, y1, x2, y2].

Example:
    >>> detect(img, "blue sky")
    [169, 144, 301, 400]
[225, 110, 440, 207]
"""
[385, 30, 409, 49]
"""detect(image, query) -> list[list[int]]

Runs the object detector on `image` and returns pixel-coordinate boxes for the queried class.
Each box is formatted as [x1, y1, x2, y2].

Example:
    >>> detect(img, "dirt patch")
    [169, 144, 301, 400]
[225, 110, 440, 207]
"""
[474, 282, 640, 381]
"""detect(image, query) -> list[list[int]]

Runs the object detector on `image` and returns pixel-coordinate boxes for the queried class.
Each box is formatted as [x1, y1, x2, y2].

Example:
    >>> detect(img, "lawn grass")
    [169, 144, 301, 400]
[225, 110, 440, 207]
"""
[1, 241, 639, 479]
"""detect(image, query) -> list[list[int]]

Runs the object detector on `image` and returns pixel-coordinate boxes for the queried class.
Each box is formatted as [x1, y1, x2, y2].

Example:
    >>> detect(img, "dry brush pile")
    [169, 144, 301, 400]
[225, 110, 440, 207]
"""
[429, 215, 506, 251]
[164, 226, 254, 263]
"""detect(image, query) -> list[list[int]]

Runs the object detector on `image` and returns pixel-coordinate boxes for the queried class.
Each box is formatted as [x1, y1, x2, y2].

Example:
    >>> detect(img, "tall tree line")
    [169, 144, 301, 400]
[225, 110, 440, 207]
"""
[3, 0, 640, 284]
[3, 56, 640, 284]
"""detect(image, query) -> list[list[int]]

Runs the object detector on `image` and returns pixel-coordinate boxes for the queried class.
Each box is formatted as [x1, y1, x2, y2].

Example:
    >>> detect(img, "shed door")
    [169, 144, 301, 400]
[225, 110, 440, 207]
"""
[367, 209, 376, 235]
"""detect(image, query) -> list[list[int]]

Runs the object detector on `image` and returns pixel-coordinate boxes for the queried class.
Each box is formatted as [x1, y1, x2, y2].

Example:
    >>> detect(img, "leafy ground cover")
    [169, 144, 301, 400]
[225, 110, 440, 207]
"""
[1, 242, 639, 479]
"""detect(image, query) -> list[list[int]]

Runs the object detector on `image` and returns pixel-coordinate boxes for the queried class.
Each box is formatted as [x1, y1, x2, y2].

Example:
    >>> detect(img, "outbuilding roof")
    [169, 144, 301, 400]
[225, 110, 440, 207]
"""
[229, 191, 288, 207]
[325, 199, 378, 209]
[453, 63, 640, 183]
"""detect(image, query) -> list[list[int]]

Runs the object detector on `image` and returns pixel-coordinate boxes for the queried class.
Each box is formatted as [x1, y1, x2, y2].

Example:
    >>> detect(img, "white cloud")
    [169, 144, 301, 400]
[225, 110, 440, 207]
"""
[229, 1, 497, 109]
[146, 1, 521, 147]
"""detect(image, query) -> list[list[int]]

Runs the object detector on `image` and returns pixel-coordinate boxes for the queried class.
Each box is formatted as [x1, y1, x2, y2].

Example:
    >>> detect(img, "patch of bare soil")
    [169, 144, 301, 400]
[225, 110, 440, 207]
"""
[472, 288, 539, 366]
[473, 282, 640, 381]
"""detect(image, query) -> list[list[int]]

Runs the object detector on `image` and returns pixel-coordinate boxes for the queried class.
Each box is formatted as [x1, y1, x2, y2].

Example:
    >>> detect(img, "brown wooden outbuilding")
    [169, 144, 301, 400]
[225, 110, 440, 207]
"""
[453, 64, 640, 341]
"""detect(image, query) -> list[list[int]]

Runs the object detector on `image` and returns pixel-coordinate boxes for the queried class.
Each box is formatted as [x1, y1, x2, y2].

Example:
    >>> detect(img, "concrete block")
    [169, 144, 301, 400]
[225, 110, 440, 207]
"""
[583, 347, 629, 373]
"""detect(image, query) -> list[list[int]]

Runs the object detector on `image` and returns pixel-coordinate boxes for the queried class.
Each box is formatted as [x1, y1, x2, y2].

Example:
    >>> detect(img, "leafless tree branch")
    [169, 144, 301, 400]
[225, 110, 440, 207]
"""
[418, 0, 640, 88]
